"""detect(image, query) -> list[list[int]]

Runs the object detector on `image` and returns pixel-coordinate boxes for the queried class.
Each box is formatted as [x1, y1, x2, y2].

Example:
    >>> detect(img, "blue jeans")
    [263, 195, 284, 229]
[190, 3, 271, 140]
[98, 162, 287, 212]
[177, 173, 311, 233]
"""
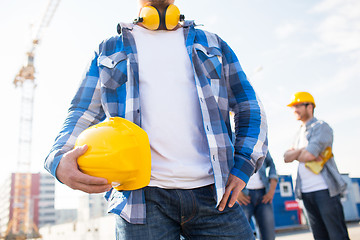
[116, 184, 254, 240]
[241, 188, 275, 240]
[302, 189, 349, 240]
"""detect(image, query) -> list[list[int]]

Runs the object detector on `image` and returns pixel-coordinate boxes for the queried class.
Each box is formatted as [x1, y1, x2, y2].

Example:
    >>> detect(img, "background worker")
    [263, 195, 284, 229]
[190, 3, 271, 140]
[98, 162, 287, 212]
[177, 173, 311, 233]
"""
[284, 92, 349, 240]
[237, 151, 278, 240]
[44, 0, 268, 239]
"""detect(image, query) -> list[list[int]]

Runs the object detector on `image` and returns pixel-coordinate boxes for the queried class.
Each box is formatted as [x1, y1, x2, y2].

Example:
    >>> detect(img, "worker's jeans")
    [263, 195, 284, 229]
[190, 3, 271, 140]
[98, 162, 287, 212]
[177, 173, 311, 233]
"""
[302, 189, 349, 240]
[115, 184, 254, 240]
[241, 188, 275, 240]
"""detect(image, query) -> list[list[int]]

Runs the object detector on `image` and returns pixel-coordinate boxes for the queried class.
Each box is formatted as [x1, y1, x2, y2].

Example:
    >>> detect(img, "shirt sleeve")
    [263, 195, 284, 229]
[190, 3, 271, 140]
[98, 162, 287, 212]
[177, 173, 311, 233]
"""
[219, 37, 268, 183]
[265, 152, 278, 181]
[44, 51, 106, 181]
[306, 121, 333, 157]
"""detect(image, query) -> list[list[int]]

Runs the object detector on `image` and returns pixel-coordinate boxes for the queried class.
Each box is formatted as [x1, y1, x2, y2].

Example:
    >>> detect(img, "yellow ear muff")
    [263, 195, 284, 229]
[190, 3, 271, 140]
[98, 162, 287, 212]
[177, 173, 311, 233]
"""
[164, 4, 181, 30]
[139, 6, 161, 31]
[135, 4, 184, 31]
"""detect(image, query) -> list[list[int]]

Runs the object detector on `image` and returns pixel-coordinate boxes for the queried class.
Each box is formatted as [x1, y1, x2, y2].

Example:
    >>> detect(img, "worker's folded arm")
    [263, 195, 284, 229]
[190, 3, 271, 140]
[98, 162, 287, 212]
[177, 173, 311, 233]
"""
[297, 149, 316, 162]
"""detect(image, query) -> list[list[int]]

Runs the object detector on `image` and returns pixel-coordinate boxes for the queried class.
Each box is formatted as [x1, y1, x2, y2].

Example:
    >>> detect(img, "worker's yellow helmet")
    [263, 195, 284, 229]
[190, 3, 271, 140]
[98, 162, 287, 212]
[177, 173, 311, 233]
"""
[74, 117, 151, 191]
[287, 92, 316, 108]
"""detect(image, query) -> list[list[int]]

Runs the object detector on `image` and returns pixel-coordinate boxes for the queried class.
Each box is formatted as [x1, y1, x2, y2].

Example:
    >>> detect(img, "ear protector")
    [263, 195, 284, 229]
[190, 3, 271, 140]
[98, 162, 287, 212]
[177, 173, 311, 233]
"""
[133, 4, 185, 31]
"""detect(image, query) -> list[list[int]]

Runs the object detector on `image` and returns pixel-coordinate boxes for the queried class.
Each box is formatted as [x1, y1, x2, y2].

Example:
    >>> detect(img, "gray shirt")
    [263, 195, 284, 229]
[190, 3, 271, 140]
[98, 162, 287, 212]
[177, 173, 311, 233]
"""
[293, 117, 347, 199]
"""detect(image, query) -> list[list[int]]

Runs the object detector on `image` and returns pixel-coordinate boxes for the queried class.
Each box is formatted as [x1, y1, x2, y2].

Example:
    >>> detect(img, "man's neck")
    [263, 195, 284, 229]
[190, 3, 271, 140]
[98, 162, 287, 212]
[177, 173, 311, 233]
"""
[136, 22, 182, 31]
[301, 116, 314, 126]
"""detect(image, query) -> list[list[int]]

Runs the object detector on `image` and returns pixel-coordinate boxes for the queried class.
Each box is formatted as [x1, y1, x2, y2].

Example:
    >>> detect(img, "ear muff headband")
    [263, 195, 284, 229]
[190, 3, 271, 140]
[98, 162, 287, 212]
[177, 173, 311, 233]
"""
[135, 4, 184, 30]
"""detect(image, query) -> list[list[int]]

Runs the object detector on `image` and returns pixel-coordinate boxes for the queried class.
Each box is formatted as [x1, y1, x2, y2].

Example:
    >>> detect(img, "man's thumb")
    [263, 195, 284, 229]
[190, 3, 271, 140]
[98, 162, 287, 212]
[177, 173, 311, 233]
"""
[72, 144, 88, 157]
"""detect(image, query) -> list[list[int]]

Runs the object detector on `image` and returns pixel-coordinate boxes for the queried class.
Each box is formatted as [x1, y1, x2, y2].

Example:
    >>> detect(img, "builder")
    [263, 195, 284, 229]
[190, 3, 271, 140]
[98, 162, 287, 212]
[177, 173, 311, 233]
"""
[45, 0, 268, 239]
[284, 91, 349, 240]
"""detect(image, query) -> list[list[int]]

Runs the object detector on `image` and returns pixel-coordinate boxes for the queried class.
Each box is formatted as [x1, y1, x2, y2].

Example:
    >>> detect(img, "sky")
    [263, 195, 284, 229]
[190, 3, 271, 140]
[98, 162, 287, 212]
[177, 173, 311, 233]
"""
[0, 0, 359, 209]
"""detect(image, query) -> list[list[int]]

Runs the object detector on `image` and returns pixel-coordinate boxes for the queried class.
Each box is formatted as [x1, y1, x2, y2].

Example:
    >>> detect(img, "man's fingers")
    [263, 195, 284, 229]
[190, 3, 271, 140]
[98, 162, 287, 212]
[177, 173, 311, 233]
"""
[71, 144, 88, 158]
[75, 170, 109, 186]
[239, 197, 251, 205]
[237, 193, 250, 205]
[68, 182, 111, 193]
[56, 145, 112, 194]
[218, 189, 231, 211]
[237, 198, 247, 205]
[67, 171, 111, 193]
[228, 186, 241, 208]
[219, 174, 246, 211]
[262, 193, 274, 204]
[69, 145, 111, 186]
[72, 181, 112, 194]
[219, 186, 239, 211]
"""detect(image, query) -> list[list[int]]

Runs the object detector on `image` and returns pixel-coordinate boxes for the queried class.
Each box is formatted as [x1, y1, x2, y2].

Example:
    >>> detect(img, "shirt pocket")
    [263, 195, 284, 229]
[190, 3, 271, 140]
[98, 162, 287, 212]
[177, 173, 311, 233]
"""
[194, 44, 222, 80]
[98, 52, 128, 90]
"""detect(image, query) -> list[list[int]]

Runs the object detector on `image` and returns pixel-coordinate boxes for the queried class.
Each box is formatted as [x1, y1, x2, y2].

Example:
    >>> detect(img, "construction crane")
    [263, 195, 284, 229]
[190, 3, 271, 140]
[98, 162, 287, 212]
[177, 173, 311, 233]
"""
[4, 0, 61, 239]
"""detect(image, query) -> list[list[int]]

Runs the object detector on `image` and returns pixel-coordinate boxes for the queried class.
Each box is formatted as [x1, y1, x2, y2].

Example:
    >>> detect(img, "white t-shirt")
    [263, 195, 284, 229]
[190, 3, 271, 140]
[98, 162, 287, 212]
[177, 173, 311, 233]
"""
[297, 124, 328, 193]
[246, 171, 265, 190]
[132, 25, 214, 189]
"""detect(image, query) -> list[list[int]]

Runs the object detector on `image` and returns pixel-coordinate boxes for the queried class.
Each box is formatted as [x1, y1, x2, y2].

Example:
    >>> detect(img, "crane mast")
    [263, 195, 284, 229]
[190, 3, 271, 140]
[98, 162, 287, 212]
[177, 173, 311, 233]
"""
[5, 0, 61, 239]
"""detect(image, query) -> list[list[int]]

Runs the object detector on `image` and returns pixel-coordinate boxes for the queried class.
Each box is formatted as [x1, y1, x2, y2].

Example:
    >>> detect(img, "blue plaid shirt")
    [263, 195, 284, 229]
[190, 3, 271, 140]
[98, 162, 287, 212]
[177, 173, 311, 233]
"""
[45, 21, 268, 224]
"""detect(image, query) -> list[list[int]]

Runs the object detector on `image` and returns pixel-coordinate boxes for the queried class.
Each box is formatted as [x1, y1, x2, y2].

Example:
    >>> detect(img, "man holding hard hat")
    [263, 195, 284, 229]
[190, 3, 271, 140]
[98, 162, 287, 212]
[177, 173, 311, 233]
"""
[45, 0, 267, 239]
[284, 91, 349, 240]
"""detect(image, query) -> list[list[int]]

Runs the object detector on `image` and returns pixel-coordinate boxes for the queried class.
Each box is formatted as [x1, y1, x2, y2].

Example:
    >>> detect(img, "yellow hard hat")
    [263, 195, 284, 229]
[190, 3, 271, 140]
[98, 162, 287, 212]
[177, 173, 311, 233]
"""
[287, 92, 316, 108]
[74, 117, 151, 191]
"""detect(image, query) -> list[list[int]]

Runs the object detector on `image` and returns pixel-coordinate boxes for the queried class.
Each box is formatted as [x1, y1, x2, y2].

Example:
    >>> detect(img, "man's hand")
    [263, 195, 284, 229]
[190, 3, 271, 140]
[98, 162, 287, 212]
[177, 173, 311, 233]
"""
[284, 148, 302, 163]
[218, 174, 246, 211]
[56, 145, 112, 193]
[315, 156, 323, 162]
[262, 178, 277, 204]
[262, 190, 275, 204]
[237, 191, 251, 205]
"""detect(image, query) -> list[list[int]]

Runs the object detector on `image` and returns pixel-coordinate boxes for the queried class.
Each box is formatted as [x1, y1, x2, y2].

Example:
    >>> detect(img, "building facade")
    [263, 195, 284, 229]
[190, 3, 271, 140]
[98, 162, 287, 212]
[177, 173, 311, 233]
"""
[38, 173, 56, 227]
[55, 209, 77, 225]
[78, 194, 108, 221]
[0, 172, 55, 237]
[0, 175, 12, 237]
